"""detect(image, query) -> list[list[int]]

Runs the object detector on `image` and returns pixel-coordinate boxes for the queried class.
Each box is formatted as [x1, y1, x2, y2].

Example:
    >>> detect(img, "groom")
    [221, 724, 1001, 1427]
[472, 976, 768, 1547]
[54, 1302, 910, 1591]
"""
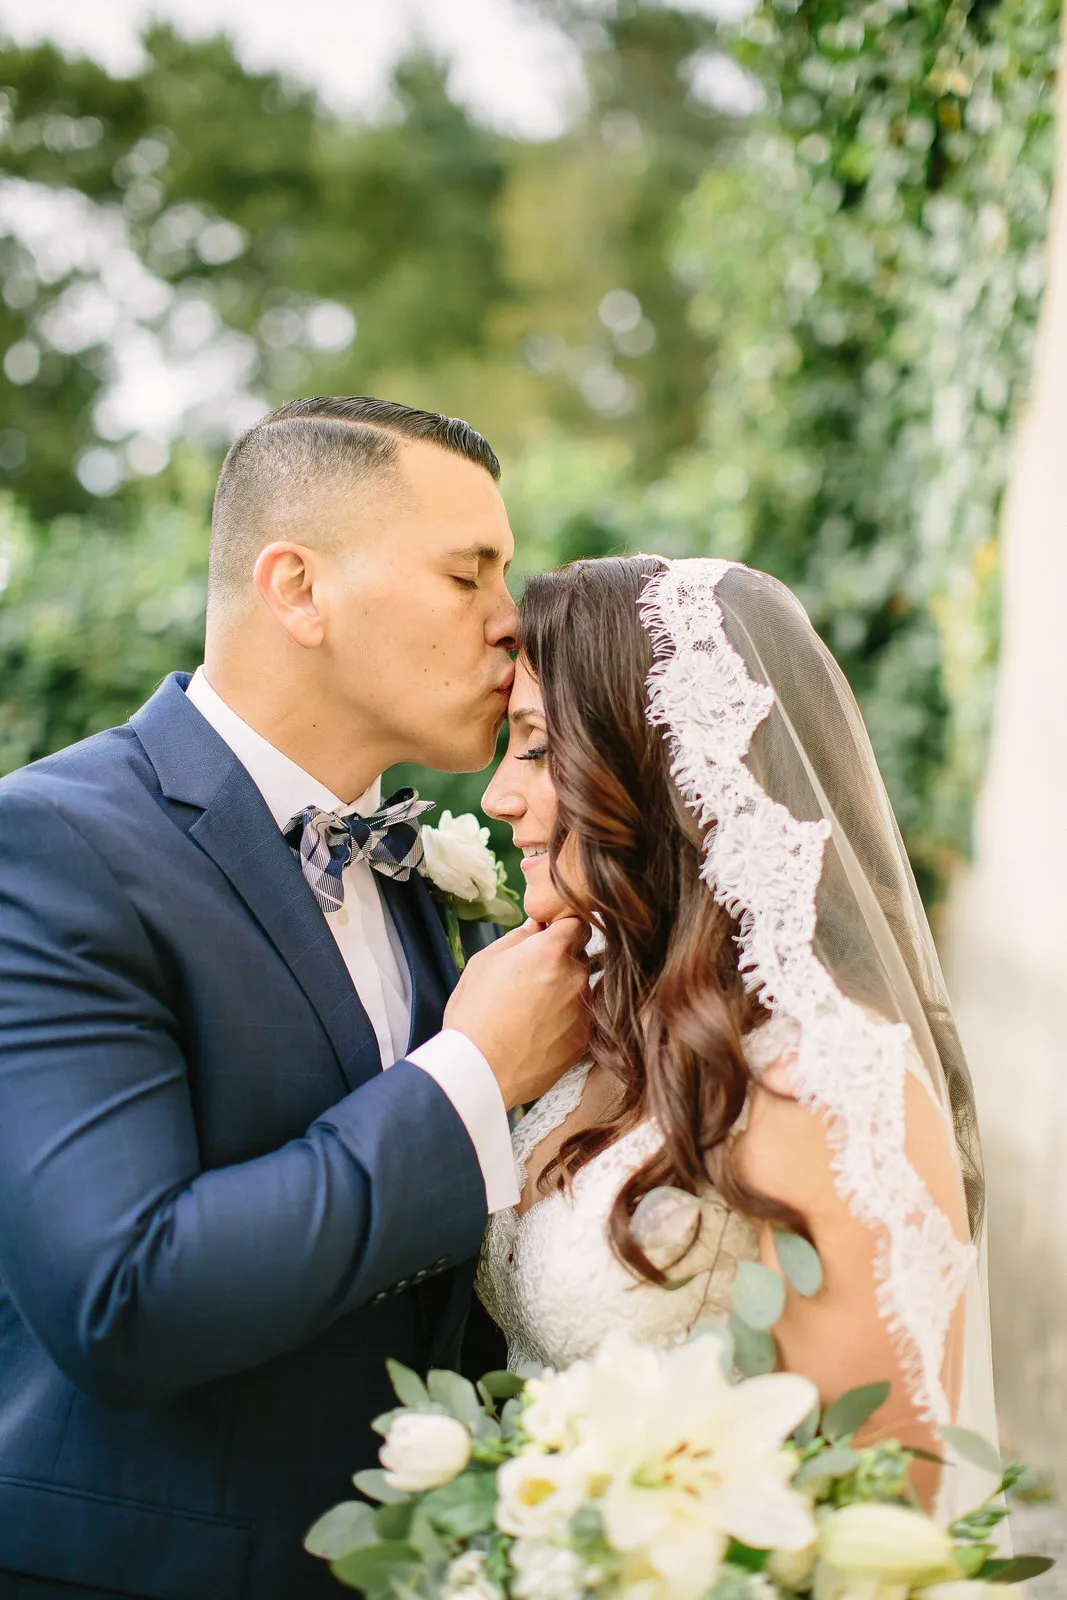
[0, 398, 588, 1600]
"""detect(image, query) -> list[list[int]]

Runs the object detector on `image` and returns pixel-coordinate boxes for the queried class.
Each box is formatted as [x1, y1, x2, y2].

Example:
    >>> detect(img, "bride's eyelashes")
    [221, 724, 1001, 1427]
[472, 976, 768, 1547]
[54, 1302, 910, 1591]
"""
[517, 743, 548, 763]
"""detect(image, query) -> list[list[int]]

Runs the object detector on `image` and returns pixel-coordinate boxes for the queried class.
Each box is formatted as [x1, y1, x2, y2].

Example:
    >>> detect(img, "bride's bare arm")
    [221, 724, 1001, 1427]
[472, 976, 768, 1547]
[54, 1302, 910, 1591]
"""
[732, 1061, 969, 1504]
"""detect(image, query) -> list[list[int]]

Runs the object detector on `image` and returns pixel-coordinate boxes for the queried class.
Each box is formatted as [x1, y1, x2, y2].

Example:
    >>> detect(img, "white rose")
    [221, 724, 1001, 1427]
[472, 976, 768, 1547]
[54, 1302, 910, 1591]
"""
[523, 1363, 594, 1451]
[817, 1504, 957, 1586]
[495, 1450, 593, 1540]
[443, 1550, 504, 1600]
[422, 811, 500, 903]
[379, 1411, 471, 1493]
[510, 1539, 587, 1600]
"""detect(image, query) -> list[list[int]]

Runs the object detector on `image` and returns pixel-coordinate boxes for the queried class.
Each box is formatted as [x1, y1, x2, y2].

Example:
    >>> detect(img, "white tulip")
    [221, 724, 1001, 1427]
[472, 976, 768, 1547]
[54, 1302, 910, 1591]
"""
[817, 1504, 957, 1585]
[812, 1561, 909, 1600]
[379, 1411, 471, 1493]
[421, 812, 500, 903]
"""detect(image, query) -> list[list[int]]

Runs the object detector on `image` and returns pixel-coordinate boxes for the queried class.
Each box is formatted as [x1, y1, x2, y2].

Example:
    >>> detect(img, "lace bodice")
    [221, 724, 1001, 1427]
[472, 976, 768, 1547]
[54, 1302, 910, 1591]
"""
[475, 1022, 797, 1373]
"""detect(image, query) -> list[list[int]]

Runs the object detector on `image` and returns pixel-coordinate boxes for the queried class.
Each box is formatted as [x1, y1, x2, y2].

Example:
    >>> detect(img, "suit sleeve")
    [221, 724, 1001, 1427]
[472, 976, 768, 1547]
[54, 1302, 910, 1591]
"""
[0, 789, 488, 1408]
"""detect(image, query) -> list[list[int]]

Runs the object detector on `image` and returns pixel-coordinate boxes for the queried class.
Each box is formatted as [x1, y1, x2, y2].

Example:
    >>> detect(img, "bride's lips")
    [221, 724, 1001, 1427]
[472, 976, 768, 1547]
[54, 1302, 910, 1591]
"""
[517, 845, 548, 875]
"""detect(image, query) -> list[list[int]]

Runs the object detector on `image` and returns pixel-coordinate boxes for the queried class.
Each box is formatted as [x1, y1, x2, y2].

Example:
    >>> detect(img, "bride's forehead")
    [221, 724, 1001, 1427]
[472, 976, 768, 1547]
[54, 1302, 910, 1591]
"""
[508, 658, 543, 712]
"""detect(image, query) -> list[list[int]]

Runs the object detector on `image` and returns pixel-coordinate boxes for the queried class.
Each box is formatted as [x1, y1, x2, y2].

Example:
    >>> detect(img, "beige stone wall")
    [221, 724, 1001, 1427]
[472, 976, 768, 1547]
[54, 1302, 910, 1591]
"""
[943, 58, 1067, 1476]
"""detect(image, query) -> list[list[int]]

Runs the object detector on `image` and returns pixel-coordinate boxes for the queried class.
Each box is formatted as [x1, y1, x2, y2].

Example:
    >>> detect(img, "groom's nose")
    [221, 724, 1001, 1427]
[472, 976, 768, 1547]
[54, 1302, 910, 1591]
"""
[486, 593, 519, 652]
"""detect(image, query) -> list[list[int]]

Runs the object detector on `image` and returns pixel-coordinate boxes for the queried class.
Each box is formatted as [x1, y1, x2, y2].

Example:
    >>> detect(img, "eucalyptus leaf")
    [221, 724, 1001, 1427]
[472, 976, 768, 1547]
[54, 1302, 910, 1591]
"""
[821, 1381, 890, 1441]
[500, 1396, 523, 1437]
[793, 1402, 821, 1450]
[733, 1261, 787, 1330]
[774, 1230, 824, 1297]
[427, 1368, 484, 1431]
[371, 1408, 405, 1438]
[794, 1446, 860, 1486]
[941, 1426, 1002, 1476]
[374, 1500, 416, 1541]
[353, 1469, 410, 1506]
[728, 1313, 777, 1376]
[422, 1471, 498, 1538]
[331, 1539, 420, 1595]
[386, 1359, 430, 1411]
[304, 1501, 379, 1561]
[478, 1370, 525, 1401]
[408, 1502, 450, 1565]
[981, 1557, 1056, 1584]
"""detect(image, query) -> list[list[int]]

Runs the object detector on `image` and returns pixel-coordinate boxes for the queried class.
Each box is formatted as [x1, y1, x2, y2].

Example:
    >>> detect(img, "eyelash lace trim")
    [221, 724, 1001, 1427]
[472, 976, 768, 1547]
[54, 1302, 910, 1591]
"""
[638, 558, 974, 1425]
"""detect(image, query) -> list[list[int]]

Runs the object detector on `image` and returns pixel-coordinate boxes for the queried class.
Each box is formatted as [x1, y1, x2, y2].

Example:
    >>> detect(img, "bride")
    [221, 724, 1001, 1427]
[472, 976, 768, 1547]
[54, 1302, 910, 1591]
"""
[475, 555, 997, 1523]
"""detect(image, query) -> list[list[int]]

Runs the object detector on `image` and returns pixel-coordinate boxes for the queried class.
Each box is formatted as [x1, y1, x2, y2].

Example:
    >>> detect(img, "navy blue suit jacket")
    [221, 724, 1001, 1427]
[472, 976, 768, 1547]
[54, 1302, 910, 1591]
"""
[0, 674, 491, 1600]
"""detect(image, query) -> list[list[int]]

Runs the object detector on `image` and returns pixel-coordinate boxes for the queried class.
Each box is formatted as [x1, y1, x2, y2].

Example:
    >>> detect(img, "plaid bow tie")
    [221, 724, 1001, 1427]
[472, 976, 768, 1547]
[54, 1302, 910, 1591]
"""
[284, 787, 435, 914]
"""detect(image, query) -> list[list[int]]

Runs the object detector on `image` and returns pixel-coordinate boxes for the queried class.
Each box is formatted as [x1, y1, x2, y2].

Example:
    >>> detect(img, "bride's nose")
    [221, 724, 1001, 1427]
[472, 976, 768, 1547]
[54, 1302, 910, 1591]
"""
[482, 766, 524, 822]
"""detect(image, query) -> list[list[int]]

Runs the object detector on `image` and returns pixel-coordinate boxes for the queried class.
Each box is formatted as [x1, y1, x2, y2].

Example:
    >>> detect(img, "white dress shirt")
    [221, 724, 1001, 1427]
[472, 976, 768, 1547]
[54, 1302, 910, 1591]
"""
[184, 668, 519, 1212]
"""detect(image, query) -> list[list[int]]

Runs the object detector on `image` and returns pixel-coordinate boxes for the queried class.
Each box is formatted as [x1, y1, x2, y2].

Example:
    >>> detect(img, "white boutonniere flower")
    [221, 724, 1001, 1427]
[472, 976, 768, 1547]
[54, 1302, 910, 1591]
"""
[419, 811, 523, 967]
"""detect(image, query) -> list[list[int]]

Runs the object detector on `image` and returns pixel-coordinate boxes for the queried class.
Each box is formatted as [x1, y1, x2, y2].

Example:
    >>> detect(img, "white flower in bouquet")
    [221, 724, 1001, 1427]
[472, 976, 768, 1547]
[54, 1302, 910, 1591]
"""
[817, 1503, 958, 1587]
[421, 812, 501, 904]
[522, 1362, 595, 1452]
[586, 1334, 817, 1600]
[442, 1550, 503, 1600]
[379, 1411, 471, 1494]
[510, 1539, 588, 1600]
[767, 1543, 818, 1591]
[495, 1447, 595, 1540]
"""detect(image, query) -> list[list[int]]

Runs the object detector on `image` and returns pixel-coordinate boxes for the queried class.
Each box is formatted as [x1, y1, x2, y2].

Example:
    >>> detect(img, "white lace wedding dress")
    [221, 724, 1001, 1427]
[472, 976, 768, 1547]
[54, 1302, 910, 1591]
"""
[476, 1018, 797, 1373]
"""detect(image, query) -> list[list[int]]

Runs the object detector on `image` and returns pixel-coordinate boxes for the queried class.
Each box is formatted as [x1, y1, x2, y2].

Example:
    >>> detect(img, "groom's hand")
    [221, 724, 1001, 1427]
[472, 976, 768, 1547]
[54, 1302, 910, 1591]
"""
[443, 917, 591, 1110]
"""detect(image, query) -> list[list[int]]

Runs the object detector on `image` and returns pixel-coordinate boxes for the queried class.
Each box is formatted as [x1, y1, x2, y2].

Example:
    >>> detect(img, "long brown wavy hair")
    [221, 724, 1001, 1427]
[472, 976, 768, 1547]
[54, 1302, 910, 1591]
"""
[519, 556, 808, 1286]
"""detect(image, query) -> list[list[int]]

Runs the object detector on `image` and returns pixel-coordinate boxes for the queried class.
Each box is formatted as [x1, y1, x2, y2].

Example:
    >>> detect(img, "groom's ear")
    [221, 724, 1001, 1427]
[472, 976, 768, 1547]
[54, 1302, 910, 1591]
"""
[252, 541, 325, 649]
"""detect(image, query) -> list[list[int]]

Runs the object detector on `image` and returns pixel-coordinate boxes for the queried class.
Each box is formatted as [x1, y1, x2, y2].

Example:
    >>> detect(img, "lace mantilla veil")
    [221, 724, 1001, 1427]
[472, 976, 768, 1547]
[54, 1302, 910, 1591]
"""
[637, 558, 998, 1524]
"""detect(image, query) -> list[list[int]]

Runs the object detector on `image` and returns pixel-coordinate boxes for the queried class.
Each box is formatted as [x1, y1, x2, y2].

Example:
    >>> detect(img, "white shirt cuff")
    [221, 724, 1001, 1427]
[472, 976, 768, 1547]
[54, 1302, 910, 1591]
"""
[408, 1030, 520, 1213]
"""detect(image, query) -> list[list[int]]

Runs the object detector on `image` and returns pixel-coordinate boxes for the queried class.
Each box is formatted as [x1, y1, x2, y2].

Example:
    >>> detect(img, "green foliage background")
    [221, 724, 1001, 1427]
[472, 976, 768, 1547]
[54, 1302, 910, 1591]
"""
[0, 1, 1060, 902]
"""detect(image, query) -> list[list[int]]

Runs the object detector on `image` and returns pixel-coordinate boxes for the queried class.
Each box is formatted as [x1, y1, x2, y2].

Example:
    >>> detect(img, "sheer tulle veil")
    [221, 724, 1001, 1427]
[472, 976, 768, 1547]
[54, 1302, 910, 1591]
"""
[635, 557, 998, 1522]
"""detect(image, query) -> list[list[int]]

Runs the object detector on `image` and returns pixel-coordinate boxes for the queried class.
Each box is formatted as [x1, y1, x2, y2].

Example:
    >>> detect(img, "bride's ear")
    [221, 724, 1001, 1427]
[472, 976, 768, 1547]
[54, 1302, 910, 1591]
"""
[253, 542, 325, 649]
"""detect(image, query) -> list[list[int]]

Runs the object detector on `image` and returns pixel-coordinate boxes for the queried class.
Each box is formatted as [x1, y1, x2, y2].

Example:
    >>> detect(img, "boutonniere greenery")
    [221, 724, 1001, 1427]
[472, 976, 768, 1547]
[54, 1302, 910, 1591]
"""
[419, 811, 523, 968]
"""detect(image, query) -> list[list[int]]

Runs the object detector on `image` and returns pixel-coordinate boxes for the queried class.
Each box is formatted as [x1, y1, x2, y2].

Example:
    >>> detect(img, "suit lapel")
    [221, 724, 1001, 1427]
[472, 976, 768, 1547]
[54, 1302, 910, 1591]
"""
[131, 674, 382, 1094]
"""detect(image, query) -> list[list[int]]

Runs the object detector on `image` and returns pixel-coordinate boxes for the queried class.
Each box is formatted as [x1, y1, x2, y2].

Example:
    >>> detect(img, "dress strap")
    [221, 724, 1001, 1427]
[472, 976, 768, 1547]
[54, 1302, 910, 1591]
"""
[512, 1063, 592, 1192]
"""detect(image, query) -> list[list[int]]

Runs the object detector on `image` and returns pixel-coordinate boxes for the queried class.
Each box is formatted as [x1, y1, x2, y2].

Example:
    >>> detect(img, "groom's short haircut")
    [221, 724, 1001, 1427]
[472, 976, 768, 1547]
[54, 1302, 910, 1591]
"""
[208, 396, 501, 607]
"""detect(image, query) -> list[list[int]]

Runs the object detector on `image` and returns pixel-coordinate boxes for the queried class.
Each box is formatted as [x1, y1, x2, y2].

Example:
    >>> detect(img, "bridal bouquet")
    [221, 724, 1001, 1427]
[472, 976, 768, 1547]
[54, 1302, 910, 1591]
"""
[305, 1330, 1048, 1600]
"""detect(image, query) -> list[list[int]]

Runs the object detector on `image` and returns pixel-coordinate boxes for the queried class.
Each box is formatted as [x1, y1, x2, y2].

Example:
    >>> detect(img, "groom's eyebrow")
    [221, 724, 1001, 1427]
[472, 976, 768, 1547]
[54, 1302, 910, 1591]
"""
[446, 542, 512, 576]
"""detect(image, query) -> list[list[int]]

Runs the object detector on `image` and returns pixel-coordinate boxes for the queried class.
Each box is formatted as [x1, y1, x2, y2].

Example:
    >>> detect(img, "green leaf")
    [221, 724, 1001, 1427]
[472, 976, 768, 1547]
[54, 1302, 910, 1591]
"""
[371, 1408, 405, 1438]
[941, 1426, 1002, 1476]
[733, 1261, 787, 1329]
[822, 1381, 891, 1441]
[726, 1541, 771, 1572]
[330, 1540, 420, 1595]
[373, 1500, 416, 1541]
[793, 1402, 821, 1450]
[980, 1557, 1056, 1584]
[794, 1446, 860, 1486]
[954, 1543, 995, 1578]
[304, 1500, 379, 1561]
[408, 1502, 449, 1565]
[427, 1368, 484, 1431]
[774, 1231, 824, 1297]
[500, 1396, 523, 1437]
[478, 1369, 525, 1401]
[352, 1469, 410, 1506]
[728, 1313, 778, 1376]
[422, 1470, 498, 1538]
[909, 1447, 948, 1465]
[385, 1359, 430, 1411]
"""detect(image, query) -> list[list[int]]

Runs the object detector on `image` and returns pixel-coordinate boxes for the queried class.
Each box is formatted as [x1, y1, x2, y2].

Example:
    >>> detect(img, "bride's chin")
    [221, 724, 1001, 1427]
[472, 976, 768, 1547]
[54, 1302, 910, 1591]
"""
[522, 888, 568, 924]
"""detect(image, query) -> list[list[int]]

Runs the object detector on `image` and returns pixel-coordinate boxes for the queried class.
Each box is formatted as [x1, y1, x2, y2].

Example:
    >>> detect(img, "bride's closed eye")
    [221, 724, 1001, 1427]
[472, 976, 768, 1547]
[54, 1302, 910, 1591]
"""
[517, 743, 548, 763]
